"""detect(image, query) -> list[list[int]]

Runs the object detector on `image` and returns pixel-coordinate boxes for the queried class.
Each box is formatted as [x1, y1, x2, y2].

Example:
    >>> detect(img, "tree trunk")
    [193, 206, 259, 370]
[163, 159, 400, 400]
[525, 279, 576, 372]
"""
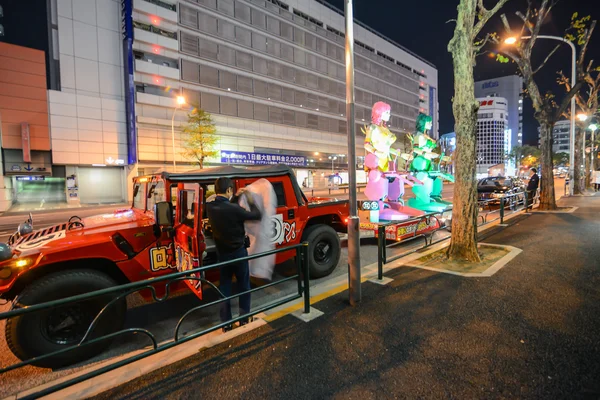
[518, 60, 557, 209]
[446, 0, 480, 262]
[537, 121, 556, 210]
[584, 132, 591, 188]
[574, 127, 584, 194]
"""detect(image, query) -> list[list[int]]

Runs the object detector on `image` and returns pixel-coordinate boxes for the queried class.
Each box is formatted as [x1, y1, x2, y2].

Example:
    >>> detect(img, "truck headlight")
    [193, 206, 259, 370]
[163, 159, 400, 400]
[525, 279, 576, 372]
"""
[7, 256, 36, 270]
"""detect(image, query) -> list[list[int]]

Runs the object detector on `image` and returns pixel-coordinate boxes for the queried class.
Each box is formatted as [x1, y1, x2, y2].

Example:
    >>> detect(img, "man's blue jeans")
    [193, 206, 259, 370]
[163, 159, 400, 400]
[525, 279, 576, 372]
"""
[217, 247, 251, 323]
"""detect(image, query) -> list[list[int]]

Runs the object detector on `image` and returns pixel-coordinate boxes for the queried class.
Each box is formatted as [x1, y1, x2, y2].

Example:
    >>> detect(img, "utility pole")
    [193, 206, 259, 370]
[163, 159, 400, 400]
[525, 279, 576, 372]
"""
[344, 0, 361, 305]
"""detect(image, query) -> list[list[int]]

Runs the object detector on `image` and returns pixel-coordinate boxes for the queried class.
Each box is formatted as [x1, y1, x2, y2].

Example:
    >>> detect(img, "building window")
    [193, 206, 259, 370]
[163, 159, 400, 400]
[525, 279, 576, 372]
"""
[201, 93, 219, 113]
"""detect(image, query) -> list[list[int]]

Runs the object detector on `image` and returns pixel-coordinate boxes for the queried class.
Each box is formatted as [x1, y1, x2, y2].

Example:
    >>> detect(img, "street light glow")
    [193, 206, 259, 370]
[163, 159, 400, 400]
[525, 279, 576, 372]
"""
[504, 37, 517, 45]
[176, 96, 186, 105]
[589, 124, 597, 131]
[577, 113, 588, 122]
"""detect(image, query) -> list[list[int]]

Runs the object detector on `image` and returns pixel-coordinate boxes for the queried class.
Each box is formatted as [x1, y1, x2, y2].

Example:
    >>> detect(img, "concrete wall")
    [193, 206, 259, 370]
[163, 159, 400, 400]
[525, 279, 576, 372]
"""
[53, 0, 128, 165]
[0, 42, 50, 151]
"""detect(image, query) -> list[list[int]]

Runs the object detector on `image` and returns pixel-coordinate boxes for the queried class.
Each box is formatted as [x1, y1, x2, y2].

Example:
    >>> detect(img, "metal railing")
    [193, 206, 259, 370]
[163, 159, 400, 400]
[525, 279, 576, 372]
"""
[477, 189, 540, 225]
[0, 243, 310, 399]
[374, 189, 540, 280]
[376, 211, 451, 280]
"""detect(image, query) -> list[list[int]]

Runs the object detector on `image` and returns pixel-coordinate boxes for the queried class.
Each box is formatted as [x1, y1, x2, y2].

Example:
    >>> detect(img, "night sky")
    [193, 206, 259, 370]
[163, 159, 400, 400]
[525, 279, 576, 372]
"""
[1, 0, 598, 146]
[325, 0, 600, 145]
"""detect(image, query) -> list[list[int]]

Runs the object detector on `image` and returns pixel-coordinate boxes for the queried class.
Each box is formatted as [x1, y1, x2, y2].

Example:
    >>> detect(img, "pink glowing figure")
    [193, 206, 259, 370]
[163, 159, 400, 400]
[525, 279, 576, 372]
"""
[363, 102, 399, 201]
[363, 102, 424, 221]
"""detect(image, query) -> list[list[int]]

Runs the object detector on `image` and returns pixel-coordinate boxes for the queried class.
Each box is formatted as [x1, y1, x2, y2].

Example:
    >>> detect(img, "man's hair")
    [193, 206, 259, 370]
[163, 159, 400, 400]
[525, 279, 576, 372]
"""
[531, 168, 537, 173]
[215, 177, 234, 195]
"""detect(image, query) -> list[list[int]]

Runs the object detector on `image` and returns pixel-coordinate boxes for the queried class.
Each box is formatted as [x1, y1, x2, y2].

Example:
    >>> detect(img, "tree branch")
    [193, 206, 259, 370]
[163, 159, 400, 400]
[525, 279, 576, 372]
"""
[474, 32, 495, 53]
[533, 44, 561, 74]
[498, 47, 522, 64]
[553, 80, 585, 123]
[526, 0, 551, 55]
[473, 0, 511, 38]
[515, 3, 533, 36]
[577, 21, 597, 69]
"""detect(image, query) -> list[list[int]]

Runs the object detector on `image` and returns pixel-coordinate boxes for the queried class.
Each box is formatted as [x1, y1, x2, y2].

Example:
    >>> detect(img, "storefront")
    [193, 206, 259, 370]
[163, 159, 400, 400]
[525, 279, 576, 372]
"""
[1, 149, 127, 210]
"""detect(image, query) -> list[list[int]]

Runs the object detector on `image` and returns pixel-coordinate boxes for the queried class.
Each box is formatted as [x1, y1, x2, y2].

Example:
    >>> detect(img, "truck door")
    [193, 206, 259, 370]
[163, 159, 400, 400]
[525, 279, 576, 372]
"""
[174, 183, 205, 299]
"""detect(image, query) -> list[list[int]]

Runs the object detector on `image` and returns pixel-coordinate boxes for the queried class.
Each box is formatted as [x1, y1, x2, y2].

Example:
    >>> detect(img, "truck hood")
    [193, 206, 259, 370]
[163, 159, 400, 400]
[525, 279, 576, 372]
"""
[11, 208, 153, 255]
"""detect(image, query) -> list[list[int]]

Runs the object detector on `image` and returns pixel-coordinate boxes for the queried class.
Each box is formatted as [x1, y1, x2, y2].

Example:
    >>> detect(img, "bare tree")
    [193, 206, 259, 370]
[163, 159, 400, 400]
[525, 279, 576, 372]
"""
[558, 65, 600, 189]
[498, 2, 596, 208]
[447, 0, 510, 262]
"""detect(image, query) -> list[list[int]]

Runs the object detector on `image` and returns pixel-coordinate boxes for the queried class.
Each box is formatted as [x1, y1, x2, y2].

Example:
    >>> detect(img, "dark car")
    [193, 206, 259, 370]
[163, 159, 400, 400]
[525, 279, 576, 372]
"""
[477, 176, 525, 205]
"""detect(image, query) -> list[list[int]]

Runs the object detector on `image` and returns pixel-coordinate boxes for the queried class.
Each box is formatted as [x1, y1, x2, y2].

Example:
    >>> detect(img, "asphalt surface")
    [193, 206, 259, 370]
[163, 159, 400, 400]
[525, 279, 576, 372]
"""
[93, 194, 600, 400]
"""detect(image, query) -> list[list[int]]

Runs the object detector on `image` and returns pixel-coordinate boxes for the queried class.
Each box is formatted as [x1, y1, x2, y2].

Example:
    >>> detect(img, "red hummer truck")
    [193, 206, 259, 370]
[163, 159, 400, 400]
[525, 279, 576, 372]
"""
[0, 165, 349, 368]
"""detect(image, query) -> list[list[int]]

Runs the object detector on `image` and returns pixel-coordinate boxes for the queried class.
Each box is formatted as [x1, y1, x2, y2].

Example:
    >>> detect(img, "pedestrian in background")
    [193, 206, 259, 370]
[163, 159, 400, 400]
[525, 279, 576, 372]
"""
[527, 168, 540, 207]
[206, 177, 262, 332]
[593, 169, 600, 192]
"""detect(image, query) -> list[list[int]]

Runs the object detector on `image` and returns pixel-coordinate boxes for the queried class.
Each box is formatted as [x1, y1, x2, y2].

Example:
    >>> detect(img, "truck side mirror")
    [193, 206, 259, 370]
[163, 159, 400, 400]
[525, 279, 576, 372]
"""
[154, 201, 173, 227]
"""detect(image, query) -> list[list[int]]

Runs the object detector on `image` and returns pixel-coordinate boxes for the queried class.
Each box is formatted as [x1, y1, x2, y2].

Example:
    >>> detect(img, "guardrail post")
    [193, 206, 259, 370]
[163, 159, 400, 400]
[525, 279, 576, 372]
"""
[524, 190, 529, 213]
[302, 242, 310, 314]
[377, 225, 385, 280]
[499, 197, 505, 224]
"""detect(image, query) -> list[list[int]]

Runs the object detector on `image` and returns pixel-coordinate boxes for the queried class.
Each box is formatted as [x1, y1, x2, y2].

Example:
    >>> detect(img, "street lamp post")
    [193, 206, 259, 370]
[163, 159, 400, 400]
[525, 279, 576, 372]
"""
[577, 113, 589, 187]
[171, 95, 186, 172]
[505, 35, 576, 195]
[344, 0, 361, 305]
[589, 123, 597, 175]
[328, 156, 337, 173]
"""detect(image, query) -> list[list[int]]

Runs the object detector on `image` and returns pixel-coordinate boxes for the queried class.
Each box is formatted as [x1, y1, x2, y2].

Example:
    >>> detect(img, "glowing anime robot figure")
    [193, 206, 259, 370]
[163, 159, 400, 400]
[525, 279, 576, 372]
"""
[406, 114, 454, 213]
[363, 102, 422, 222]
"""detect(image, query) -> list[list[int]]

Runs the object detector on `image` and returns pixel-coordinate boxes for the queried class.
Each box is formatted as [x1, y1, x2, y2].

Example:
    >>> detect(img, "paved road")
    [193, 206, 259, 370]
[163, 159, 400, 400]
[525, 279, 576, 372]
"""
[93, 194, 600, 400]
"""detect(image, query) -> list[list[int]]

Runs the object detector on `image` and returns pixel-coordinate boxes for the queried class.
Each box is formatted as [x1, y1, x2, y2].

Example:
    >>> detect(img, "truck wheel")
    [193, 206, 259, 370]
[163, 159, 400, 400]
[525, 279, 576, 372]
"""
[302, 225, 341, 279]
[5, 269, 126, 369]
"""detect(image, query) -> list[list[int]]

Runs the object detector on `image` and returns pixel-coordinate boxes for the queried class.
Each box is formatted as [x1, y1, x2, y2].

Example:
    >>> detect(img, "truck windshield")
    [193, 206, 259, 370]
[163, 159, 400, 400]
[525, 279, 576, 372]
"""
[147, 180, 166, 212]
[133, 183, 145, 210]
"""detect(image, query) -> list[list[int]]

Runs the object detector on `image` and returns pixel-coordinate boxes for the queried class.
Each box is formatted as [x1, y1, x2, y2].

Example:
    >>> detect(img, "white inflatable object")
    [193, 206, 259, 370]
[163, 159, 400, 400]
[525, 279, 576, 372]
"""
[238, 179, 277, 280]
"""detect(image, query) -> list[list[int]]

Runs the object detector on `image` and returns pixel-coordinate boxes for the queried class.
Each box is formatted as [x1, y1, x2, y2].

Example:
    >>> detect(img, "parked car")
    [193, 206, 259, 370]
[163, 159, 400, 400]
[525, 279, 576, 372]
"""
[477, 176, 525, 205]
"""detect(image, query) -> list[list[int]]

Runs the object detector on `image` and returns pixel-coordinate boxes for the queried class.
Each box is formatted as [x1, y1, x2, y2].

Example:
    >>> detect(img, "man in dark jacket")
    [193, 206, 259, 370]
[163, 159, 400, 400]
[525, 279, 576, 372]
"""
[527, 168, 539, 207]
[206, 177, 262, 332]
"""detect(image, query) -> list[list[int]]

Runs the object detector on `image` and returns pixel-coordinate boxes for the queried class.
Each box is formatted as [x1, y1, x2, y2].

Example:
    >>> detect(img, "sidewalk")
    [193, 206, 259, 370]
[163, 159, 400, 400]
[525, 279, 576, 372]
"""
[88, 194, 600, 399]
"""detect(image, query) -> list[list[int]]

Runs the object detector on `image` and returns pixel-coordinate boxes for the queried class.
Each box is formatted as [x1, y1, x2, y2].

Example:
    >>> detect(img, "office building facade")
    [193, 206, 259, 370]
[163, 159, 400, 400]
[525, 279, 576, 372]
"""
[552, 120, 570, 154]
[132, 0, 438, 186]
[476, 97, 509, 174]
[0, 0, 437, 210]
[475, 75, 523, 154]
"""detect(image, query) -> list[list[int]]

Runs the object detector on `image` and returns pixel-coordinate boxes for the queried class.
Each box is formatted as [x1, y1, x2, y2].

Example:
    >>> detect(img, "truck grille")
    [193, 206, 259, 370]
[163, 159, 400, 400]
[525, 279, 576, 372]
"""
[15, 224, 68, 246]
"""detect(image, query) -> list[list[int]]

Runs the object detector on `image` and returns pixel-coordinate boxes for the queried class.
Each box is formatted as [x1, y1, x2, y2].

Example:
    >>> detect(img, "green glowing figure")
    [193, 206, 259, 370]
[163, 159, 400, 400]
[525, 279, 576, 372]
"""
[406, 114, 454, 213]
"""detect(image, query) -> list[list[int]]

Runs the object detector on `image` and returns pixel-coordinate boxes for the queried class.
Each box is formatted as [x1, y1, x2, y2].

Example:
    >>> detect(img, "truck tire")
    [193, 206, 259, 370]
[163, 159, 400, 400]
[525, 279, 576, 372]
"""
[5, 269, 126, 369]
[302, 224, 341, 279]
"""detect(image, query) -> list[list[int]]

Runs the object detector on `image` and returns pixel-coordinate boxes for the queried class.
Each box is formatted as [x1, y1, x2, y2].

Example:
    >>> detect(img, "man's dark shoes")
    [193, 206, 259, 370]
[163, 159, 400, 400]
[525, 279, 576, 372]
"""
[222, 324, 233, 333]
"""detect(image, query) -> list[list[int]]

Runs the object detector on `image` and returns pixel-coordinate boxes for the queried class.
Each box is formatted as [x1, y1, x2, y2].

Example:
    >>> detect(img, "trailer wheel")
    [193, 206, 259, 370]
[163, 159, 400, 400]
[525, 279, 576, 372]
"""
[302, 225, 341, 279]
[5, 269, 126, 369]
